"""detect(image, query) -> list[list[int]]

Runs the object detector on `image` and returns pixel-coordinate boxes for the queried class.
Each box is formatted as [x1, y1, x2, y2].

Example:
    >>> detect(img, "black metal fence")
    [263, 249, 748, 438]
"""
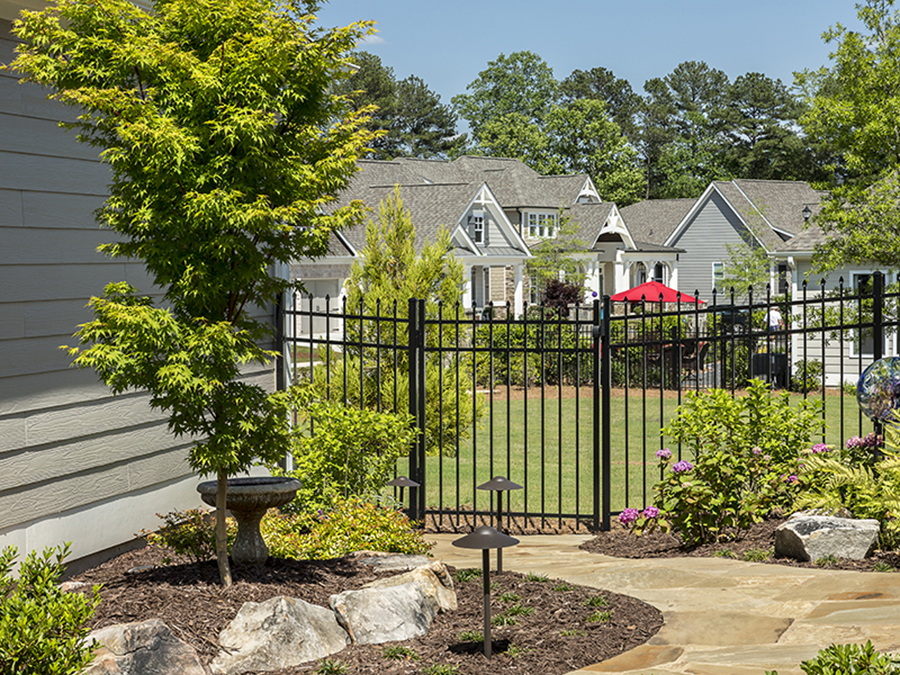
[282, 272, 899, 532]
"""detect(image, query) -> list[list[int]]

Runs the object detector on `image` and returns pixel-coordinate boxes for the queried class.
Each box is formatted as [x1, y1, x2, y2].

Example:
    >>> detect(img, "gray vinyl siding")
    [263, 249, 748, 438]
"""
[0, 19, 274, 559]
[669, 191, 754, 302]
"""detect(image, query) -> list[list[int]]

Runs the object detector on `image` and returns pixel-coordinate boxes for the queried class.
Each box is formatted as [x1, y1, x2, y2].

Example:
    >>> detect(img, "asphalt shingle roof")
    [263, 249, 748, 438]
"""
[619, 199, 695, 246]
[712, 180, 826, 250]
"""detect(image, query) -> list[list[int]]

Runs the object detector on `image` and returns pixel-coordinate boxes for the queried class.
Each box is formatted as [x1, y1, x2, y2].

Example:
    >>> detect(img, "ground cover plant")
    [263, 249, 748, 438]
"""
[142, 499, 432, 562]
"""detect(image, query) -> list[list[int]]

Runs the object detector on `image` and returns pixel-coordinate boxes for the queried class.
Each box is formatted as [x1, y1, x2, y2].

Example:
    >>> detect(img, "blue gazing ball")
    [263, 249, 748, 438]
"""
[857, 357, 900, 421]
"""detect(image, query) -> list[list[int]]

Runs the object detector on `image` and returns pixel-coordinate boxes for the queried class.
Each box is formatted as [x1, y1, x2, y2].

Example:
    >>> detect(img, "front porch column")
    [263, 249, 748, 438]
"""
[513, 264, 524, 317]
[462, 264, 473, 311]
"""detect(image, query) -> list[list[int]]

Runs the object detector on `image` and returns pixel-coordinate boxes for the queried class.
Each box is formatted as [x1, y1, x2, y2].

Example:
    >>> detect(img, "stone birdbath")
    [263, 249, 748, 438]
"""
[197, 476, 301, 565]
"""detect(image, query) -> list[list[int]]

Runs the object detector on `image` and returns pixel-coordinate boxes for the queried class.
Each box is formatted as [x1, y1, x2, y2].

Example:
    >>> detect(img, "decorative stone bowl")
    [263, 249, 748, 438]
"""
[197, 476, 301, 565]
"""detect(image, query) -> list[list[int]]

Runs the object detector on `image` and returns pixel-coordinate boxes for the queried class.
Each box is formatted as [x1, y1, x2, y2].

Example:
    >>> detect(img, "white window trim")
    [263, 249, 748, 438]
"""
[527, 212, 557, 239]
[849, 271, 895, 358]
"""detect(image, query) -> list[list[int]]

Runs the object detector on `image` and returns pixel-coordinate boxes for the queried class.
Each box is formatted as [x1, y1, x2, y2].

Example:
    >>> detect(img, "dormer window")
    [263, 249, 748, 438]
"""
[470, 212, 485, 244]
[527, 212, 557, 239]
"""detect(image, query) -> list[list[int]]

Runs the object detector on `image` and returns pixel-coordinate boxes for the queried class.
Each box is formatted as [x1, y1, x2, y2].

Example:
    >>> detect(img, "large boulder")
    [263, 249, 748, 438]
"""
[356, 553, 433, 571]
[209, 596, 349, 675]
[83, 619, 206, 675]
[363, 561, 457, 613]
[330, 582, 436, 645]
[775, 515, 880, 562]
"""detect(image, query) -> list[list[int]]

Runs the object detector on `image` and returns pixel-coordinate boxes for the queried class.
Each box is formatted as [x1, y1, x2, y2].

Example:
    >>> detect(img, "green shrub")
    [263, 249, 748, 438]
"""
[276, 387, 417, 511]
[766, 640, 900, 674]
[791, 358, 824, 393]
[633, 379, 822, 546]
[139, 508, 236, 561]
[0, 543, 101, 674]
[292, 497, 432, 560]
[308, 349, 483, 457]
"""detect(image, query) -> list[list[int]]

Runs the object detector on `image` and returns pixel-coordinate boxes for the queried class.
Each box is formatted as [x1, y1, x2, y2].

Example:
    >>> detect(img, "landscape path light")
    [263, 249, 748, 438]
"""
[386, 475, 420, 519]
[452, 525, 520, 659]
[476, 475, 523, 573]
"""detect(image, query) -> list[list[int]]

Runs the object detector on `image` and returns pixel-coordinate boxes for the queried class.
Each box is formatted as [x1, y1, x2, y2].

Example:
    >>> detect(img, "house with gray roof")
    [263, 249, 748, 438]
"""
[292, 155, 659, 323]
[769, 204, 897, 386]
[659, 179, 825, 302]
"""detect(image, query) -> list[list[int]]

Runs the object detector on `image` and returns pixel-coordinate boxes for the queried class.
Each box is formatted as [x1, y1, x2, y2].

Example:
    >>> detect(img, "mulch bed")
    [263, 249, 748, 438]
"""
[581, 517, 900, 572]
[71, 545, 663, 675]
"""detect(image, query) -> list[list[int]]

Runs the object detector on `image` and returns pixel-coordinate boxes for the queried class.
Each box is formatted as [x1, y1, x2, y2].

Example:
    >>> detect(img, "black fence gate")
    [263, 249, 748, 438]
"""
[282, 273, 896, 532]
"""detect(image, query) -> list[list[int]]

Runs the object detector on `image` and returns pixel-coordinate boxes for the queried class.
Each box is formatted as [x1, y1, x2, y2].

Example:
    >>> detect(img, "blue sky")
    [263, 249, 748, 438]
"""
[317, 0, 863, 108]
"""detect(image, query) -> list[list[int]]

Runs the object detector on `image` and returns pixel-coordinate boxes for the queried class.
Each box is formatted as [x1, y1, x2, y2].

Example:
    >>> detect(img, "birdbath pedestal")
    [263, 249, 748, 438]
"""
[197, 476, 301, 565]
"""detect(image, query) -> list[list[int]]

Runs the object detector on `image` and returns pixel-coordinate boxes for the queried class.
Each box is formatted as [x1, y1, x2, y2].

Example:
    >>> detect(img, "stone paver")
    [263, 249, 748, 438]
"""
[429, 533, 900, 674]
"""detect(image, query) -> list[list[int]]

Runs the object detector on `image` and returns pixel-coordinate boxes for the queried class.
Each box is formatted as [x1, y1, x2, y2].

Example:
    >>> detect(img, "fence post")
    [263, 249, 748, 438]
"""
[407, 298, 423, 522]
[592, 297, 611, 532]
[873, 272, 884, 443]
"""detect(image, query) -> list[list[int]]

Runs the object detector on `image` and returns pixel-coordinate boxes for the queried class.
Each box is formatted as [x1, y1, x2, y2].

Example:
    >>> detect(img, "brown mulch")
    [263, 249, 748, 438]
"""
[580, 517, 900, 572]
[71, 545, 663, 675]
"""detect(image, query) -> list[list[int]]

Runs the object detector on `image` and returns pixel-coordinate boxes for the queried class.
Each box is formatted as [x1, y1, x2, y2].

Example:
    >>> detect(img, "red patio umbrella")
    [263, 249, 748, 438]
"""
[610, 280, 703, 304]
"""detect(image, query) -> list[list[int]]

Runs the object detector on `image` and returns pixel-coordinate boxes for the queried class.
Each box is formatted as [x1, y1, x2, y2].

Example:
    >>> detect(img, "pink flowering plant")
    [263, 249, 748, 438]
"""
[626, 380, 819, 546]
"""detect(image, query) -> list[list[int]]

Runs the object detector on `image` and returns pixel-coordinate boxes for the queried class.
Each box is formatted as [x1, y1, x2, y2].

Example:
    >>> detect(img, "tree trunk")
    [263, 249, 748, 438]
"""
[216, 470, 233, 587]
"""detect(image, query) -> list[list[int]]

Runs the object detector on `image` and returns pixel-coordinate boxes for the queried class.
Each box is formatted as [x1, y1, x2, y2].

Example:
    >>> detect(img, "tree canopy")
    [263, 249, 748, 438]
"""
[9, 0, 375, 585]
[798, 0, 900, 272]
[341, 51, 462, 159]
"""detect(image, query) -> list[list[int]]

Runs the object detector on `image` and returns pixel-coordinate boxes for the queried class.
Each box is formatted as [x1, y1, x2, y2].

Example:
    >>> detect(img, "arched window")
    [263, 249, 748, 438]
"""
[634, 262, 646, 285]
[653, 263, 665, 284]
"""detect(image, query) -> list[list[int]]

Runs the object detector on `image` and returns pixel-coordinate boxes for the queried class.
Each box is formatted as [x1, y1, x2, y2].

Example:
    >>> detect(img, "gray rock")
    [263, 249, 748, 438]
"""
[358, 554, 432, 571]
[775, 515, 880, 562]
[83, 619, 206, 675]
[330, 582, 436, 645]
[210, 596, 349, 675]
[363, 561, 457, 613]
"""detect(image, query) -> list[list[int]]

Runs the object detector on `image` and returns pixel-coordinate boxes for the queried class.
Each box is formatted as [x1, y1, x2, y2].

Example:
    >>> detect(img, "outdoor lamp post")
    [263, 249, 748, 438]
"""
[386, 475, 420, 519]
[452, 525, 519, 659]
[476, 475, 523, 573]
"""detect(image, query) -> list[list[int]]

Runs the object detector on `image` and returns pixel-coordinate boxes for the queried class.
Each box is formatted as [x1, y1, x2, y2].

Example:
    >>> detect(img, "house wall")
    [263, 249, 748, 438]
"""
[0, 19, 273, 567]
[788, 258, 896, 387]
[669, 191, 750, 302]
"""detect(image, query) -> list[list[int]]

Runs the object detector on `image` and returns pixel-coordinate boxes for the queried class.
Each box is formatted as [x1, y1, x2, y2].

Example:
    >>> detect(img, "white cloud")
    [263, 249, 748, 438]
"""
[361, 34, 385, 46]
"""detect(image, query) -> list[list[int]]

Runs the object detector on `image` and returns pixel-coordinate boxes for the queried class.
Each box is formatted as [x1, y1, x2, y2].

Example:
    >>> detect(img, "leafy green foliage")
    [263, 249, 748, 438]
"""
[315, 658, 348, 675]
[9, 0, 376, 587]
[523, 571, 549, 582]
[316, 188, 483, 456]
[742, 548, 774, 562]
[797, 1, 900, 274]
[423, 664, 459, 675]
[766, 640, 900, 675]
[139, 508, 236, 561]
[794, 454, 900, 549]
[340, 52, 462, 159]
[458, 630, 483, 643]
[583, 595, 609, 608]
[587, 610, 612, 623]
[638, 380, 822, 545]
[291, 498, 432, 560]
[454, 568, 482, 583]
[382, 645, 419, 661]
[275, 387, 416, 511]
[791, 359, 824, 393]
[0, 544, 101, 674]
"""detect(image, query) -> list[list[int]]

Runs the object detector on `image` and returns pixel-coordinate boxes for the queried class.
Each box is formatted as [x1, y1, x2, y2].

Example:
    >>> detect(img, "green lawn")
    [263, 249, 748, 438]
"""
[408, 387, 868, 521]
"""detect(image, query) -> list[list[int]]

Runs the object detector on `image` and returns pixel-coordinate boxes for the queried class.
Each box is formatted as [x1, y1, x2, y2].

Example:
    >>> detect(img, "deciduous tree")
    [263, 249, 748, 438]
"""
[798, 0, 900, 272]
[9, 0, 375, 586]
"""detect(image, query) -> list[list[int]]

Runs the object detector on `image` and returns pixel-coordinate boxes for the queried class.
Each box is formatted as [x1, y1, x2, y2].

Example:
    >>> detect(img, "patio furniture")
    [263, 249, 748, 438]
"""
[682, 341, 709, 385]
